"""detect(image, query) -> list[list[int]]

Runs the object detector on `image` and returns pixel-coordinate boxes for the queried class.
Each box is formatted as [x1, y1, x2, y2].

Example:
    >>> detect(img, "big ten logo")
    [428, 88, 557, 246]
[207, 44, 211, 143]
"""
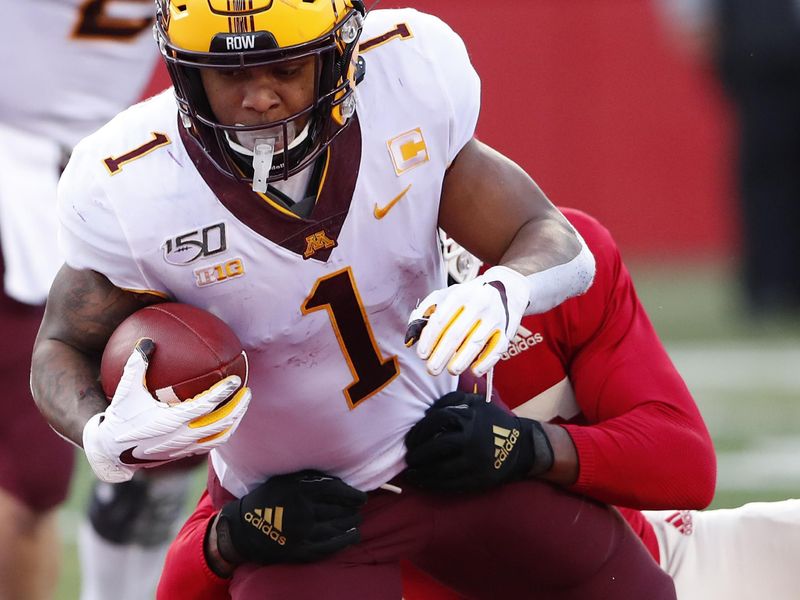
[163, 223, 227, 265]
[194, 258, 246, 288]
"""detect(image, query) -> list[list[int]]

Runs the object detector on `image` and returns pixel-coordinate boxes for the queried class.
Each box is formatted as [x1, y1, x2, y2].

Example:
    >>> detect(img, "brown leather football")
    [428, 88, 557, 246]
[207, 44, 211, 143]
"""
[100, 302, 248, 404]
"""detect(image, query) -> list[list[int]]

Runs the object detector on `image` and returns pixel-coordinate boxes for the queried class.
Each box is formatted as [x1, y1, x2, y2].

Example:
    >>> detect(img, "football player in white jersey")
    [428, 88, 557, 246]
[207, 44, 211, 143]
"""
[32, 1, 677, 597]
[0, 2, 173, 599]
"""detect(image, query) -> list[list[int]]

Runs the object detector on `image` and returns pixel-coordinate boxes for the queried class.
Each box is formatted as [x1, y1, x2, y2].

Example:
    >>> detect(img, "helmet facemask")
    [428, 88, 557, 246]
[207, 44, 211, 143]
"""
[155, 0, 365, 191]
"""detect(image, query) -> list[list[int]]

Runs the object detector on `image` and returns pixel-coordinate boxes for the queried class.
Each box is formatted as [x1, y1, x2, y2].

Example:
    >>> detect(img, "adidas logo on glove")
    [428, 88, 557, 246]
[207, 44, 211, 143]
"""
[493, 425, 520, 469]
[245, 506, 287, 545]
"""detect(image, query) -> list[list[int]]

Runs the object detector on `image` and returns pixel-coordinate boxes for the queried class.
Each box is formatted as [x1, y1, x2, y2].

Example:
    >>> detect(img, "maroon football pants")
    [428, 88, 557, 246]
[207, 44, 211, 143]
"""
[220, 477, 675, 600]
[0, 253, 74, 512]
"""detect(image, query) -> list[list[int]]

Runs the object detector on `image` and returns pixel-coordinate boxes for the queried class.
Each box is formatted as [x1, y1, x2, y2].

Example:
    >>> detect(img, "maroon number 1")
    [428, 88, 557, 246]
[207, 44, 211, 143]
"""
[103, 132, 170, 175]
[302, 268, 400, 409]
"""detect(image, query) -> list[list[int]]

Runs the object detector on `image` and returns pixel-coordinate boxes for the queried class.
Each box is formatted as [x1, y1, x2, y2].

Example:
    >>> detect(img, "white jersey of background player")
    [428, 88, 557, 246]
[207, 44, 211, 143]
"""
[0, 3, 170, 600]
[60, 9, 479, 497]
[1, 0, 157, 303]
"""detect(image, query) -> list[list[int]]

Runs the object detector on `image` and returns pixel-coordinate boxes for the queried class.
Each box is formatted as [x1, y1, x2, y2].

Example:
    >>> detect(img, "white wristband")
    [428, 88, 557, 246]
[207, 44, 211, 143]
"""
[491, 230, 596, 316]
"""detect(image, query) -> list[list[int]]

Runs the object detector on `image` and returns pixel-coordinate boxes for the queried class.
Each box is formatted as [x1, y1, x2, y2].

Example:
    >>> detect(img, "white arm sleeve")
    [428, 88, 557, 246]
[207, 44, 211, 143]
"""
[521, 227, 596, 315]
[483, 228, 595, 318]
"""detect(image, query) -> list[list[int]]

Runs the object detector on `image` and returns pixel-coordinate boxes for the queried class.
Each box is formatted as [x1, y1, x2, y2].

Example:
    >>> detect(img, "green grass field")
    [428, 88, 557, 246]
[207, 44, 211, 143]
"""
[53, 261, 800, 598]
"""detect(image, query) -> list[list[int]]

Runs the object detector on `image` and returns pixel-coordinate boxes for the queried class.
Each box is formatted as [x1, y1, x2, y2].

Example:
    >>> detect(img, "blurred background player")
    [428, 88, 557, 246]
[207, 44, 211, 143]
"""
[657, 0, 800, 318]
[1, 2, 188, 599]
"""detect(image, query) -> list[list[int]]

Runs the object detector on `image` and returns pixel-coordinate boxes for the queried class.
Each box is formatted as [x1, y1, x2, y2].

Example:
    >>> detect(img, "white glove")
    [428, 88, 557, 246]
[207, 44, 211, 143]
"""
[406, 266, 530, 377]
[83, 339, 251, 483]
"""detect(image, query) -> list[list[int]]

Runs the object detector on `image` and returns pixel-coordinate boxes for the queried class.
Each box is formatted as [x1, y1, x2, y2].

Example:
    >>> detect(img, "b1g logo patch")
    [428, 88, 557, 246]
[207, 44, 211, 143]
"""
[194, 258, 245, 288]
[163, 223, 227, 265]
[387, 128, 429, 175]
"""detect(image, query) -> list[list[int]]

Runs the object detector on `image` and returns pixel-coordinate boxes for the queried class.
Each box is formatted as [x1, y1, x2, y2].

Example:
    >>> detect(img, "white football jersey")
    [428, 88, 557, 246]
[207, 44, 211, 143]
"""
[1, 0, 158, 148]
[58, 9, 481, 495]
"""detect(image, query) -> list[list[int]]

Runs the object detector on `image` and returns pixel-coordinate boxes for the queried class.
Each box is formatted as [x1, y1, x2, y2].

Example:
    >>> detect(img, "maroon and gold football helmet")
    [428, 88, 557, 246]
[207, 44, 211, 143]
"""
[155, 0, 365, 186]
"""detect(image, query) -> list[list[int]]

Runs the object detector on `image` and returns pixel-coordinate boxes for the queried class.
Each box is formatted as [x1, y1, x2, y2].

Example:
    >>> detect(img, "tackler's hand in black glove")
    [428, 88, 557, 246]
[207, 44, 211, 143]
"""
[405, 391, 554, 492]
[215, 470, 367, 566]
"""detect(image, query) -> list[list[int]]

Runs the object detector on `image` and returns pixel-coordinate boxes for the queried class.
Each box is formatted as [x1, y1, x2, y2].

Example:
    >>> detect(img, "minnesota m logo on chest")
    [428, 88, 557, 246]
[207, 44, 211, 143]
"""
[304, 230, 337, 259]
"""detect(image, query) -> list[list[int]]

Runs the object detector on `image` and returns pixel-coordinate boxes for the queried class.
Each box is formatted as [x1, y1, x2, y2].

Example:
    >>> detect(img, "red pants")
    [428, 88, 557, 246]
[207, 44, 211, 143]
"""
[211, 475, 675, 600]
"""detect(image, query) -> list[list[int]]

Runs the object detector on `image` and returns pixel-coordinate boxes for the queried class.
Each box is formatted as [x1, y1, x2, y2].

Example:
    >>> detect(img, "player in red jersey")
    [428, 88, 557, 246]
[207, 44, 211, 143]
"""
[401, 206, 713, 598]
[404, 211, 800, 600]
[157, 206, 712, 598]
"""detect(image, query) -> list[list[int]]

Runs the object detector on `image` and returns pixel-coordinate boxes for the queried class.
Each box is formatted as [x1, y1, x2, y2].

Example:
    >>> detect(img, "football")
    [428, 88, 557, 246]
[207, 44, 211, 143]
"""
[100, 302, 248, 405]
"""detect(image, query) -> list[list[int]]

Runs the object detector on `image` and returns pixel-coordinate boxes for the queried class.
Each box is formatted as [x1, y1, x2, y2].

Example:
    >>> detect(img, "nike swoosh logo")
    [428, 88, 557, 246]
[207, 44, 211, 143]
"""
[119, 447, 169, 466]
[374, 184, 412, 219]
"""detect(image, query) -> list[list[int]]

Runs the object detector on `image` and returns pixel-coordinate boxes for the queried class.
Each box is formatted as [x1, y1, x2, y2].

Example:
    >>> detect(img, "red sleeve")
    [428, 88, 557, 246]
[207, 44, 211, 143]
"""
[157, 490, 231, 600]
[559, 209, 716, 509]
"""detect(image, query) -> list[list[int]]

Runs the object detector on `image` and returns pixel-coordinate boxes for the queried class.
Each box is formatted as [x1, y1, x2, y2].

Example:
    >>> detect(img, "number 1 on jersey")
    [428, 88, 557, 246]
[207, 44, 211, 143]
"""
[302, 268, 399, 409]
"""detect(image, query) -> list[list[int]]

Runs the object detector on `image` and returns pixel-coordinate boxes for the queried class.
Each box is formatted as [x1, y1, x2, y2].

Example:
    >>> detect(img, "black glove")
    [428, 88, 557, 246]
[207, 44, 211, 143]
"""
[216, 470, 367, 565]
[405, 391, 554, 492]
